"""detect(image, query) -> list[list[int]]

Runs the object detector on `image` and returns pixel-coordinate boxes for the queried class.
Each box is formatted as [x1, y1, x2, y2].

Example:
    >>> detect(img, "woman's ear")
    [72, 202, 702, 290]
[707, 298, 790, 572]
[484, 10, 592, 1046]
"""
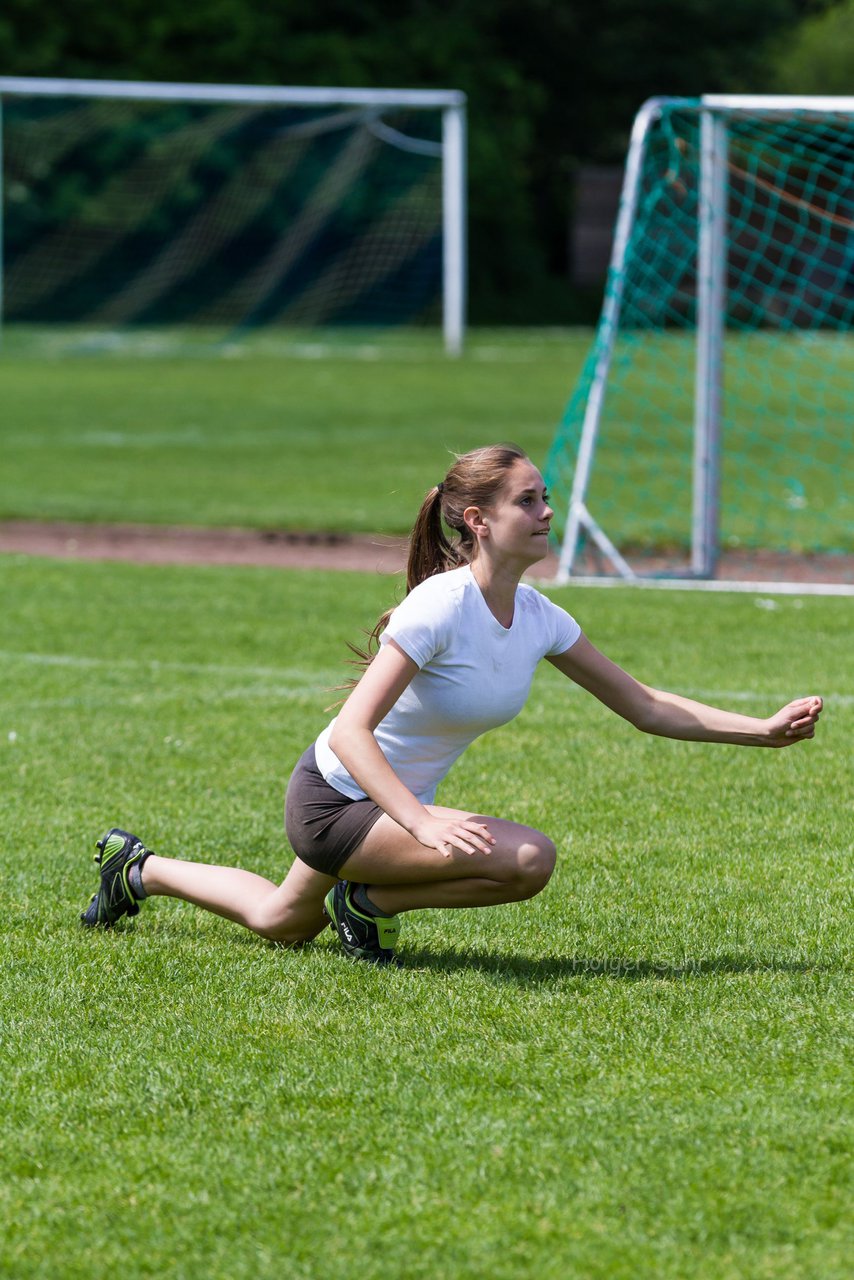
[463, 505, 489, 539]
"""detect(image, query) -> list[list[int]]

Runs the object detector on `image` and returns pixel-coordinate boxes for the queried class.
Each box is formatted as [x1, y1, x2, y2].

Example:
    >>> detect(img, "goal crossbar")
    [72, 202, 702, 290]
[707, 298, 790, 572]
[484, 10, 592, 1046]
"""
[0, 76, 465, 110]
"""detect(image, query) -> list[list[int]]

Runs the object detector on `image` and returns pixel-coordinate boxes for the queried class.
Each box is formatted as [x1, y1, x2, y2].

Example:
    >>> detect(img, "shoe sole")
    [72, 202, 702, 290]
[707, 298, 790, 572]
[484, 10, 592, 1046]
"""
[80, 891, 108, 927]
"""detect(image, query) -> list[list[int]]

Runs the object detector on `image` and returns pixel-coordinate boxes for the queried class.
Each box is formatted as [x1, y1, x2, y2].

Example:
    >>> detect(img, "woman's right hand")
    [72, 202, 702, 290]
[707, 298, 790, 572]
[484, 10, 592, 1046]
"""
[412, 814, 497, 858]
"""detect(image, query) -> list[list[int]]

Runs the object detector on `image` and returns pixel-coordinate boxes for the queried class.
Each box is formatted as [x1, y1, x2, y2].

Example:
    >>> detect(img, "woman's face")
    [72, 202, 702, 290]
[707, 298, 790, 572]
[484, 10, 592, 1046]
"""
[468, 458, 554, 564]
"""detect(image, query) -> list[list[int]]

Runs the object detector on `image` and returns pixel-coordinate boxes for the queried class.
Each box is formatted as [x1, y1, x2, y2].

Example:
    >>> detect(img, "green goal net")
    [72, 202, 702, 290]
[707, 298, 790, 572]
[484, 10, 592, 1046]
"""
[0, 78, 466, 355]
[546, 96, 854, 588]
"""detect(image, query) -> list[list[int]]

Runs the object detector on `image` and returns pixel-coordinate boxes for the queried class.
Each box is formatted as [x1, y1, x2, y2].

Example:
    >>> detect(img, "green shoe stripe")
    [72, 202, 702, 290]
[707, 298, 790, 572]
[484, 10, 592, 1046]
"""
[344, 887, 399, 931]
[376, 918, 400, 948]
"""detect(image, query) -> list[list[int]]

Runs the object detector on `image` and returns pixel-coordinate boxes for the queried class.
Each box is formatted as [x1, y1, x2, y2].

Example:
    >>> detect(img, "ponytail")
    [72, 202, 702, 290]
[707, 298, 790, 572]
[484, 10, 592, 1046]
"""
[405, 484, 467, 593]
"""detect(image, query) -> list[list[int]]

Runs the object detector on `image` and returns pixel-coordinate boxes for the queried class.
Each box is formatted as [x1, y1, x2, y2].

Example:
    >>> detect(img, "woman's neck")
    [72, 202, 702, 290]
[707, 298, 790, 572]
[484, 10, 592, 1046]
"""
[469, 556, 522, 628]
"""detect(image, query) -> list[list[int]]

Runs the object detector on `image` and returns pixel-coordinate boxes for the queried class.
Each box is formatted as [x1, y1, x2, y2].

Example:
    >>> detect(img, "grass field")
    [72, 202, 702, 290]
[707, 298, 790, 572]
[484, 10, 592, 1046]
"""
[1, 555, 851, 1279]
[4, 326, 851, 568]
[2, 327, 852, 1274]
[0, 329, 589, 533]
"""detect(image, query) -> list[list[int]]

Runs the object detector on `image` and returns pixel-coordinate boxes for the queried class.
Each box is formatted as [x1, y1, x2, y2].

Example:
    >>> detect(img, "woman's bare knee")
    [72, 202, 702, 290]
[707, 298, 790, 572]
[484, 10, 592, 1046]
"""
[253, 911, 327, 945]
[247, 893, 329, 945]
[505, 832, 556, 900]
[245, 861, 333, 944]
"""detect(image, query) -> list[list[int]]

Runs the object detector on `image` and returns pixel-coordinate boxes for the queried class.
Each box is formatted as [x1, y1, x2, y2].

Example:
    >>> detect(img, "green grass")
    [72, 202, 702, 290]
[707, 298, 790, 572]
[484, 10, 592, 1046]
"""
[1, 556, 851, 1278]
[4, 324, 851, 562]
[0, 329, 589, 533]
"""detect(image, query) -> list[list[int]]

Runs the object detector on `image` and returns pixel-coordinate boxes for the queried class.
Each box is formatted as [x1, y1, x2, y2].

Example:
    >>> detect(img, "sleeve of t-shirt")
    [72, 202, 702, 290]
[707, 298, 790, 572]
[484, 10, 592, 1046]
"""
[379, 578, 458, 669]
[540, 594, 582, 656]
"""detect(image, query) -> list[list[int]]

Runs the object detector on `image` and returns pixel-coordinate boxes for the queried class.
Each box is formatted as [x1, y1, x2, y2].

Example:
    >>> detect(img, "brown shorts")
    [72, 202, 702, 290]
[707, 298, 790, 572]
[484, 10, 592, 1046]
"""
[284, 744, 384, 877]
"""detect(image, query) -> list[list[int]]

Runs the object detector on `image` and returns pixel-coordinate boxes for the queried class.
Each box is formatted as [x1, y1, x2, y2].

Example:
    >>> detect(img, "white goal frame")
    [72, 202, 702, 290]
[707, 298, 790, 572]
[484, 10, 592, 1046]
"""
[0, 75, 467, 354]
[554, 94, 854, 595]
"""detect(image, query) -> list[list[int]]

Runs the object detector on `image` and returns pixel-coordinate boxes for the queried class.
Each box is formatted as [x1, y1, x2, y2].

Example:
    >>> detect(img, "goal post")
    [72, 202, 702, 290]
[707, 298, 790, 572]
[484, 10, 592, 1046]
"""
[547, 95, 854, 590]
[0, 76, 467, 354]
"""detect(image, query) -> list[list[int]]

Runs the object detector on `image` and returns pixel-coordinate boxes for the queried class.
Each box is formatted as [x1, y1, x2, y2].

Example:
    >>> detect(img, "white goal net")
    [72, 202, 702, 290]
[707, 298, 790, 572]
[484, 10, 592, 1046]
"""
[0, 77, 466, 354]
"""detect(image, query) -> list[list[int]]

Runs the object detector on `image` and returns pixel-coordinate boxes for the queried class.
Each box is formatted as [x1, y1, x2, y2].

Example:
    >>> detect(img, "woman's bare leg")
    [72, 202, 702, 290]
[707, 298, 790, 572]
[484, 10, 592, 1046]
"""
[136, 802, 554, 947]
[338, 804, 557, 913]
[140, 853, 334, 944]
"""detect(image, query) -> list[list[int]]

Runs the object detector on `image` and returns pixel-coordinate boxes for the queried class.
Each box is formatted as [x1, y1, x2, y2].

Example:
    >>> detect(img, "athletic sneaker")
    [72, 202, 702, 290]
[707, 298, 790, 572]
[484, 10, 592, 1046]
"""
[324, 880, 401, 966]
[80, 828, 153, 928]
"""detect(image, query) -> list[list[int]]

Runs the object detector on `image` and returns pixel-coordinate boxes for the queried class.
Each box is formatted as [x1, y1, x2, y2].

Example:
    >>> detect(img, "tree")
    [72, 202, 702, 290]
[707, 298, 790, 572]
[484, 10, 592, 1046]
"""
[769, 0, 854, 93]
[0, 0, 822, 321]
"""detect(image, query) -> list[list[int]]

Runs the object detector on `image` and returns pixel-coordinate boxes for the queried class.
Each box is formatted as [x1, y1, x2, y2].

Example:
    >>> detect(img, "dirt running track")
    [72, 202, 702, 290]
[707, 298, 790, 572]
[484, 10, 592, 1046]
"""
[0, 520, 412, 575]
[1, 520, 848, 585]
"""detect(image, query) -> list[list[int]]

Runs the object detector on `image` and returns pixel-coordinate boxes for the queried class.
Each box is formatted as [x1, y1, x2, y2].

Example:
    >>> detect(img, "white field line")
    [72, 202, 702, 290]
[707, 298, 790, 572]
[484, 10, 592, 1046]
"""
[5, 687, 322, 713]
[559, 575, 854, 598]
[681, 689, 853, 707]
[4, 335, 586, 364]
[6, 428, 292, 448]
[3, 648, 852, 709]
[529, 687, 854, 710]
[0, 649, 334, 686]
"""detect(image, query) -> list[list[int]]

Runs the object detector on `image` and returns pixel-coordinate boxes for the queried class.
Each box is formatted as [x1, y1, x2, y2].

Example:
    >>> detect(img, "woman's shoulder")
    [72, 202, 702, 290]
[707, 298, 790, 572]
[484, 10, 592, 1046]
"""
[516, 581, 582, 650]
[516, 580, 556, 612]
[382, 566, 469, 660]
[430, 564, 472, 591]
[388, 565, 470, 627]
[516, 579, 580, 626]
[405, 564, 472, 606]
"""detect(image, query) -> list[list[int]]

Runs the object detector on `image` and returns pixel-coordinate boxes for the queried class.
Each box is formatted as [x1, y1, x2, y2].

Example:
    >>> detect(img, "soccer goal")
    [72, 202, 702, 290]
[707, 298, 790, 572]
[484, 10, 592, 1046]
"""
[0, 76, 466, 354]
[546, 95, 854, 592]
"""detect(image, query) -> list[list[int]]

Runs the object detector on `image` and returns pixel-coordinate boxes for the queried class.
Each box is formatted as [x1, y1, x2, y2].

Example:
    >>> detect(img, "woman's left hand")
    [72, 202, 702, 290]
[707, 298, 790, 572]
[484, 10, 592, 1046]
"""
[763, 696, 823, 747]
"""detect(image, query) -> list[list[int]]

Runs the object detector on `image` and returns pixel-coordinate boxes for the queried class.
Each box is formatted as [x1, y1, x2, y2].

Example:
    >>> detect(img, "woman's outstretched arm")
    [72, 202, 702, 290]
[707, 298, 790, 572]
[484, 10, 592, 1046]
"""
[548, 635, 822, 748]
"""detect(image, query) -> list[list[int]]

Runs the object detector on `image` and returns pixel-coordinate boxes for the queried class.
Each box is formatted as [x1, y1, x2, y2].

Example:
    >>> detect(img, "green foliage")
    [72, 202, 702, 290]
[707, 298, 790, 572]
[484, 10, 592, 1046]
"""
[0, 0, 814, 322]
[769, 0, 854, 93]
[1, 557, 851, 1277]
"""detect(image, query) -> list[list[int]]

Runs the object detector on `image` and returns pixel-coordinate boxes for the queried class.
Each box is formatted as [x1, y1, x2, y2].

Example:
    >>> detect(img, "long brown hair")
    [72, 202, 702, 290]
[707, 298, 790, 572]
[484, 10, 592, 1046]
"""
[349, 443, 529, 673]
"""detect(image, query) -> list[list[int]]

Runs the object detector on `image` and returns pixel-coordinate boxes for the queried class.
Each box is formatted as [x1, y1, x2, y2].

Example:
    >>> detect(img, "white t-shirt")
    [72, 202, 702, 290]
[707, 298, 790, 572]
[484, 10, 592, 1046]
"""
[314, 565, 581, 804]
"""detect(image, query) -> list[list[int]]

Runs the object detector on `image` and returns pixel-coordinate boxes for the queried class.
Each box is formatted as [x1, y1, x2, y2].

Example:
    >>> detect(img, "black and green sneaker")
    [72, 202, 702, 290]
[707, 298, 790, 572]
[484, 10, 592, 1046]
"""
[80, 828, 153, 928]
[324, 880, 401, 965]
